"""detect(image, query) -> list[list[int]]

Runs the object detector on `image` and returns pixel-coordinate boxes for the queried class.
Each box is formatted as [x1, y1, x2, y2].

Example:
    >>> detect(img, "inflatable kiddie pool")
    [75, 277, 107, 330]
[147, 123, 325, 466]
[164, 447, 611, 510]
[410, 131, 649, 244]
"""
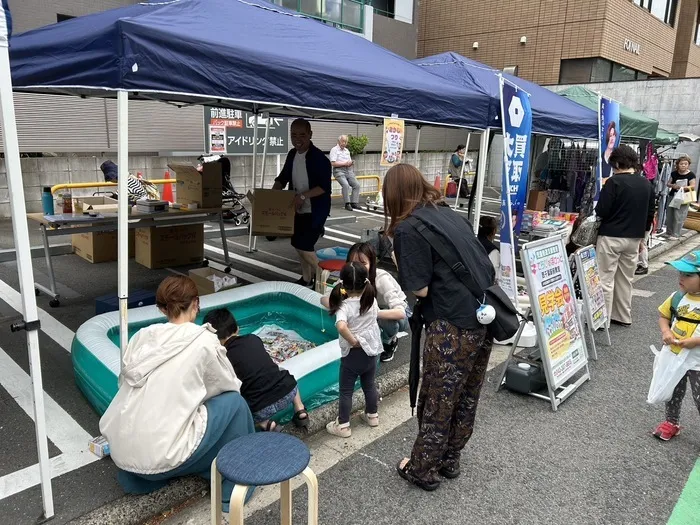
[72, 282, 341, 420]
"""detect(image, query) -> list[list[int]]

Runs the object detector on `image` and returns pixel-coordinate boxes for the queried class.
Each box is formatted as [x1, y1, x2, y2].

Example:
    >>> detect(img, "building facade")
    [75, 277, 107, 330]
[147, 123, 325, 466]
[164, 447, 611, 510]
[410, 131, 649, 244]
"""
[418, 0, 700, 84]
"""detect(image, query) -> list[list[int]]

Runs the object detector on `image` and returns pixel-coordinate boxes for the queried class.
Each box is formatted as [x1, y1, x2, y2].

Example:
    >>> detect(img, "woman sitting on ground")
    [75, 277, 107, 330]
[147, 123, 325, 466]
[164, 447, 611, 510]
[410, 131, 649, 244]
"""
[100, 276, 255, 513]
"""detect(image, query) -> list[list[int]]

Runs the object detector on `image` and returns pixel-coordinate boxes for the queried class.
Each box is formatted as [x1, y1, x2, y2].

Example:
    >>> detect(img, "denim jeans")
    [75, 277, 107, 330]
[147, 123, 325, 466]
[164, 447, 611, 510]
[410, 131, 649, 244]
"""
[378, 316, 409, 344]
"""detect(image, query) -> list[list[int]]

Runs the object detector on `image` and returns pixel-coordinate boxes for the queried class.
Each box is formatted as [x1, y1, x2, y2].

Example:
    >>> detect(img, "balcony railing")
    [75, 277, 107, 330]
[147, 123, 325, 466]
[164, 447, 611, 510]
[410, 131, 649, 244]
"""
[272, 0, 366, 33]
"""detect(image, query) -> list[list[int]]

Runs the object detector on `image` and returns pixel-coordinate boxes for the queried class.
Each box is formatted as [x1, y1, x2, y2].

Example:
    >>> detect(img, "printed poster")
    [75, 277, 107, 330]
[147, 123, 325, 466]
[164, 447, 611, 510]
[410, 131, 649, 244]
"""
[526, 238, 587, 388]
[381, 118, 405, 167]
[575, 246, 608, 331]
[203, 107, 289, 155]
[597, 96, 621, 200]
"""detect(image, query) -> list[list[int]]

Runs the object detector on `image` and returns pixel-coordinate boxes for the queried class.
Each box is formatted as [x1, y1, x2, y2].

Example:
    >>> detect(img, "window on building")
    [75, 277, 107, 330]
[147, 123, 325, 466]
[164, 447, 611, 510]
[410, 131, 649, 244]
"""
[559, 58, 648, 84]
[272, 0, 366, 31]
[56, 14, 75, 23]
[696, 2, 700, 45]
[631, 0, 677, 26]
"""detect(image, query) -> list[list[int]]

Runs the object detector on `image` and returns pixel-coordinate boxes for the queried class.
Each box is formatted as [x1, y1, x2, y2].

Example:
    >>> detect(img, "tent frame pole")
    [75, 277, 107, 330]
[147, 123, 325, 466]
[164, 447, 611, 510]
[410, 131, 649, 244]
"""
[117, 90, 129, 367]
[414, 125, 421, 168]
[253, 114, 271, 252]
[454, 132, 471, 210]
[473, 129, 490, 225]
[248, 109, 260, 253]
[0, 36, 55, 520]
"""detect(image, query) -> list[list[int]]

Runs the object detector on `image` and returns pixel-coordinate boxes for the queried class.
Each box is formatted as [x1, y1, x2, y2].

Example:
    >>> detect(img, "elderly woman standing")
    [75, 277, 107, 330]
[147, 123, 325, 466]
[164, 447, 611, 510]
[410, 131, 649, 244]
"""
[384, 164, 495, 491]
[596, 145, 655, 327]
[330, 135, 361, 211]
[100, 276, 255, 512]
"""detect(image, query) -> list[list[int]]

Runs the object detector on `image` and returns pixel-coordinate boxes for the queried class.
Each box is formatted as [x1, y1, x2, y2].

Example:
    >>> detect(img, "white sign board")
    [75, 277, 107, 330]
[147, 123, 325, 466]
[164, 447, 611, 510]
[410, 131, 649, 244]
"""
[522, 236, 589, 389]
[574, 245, 608, 331]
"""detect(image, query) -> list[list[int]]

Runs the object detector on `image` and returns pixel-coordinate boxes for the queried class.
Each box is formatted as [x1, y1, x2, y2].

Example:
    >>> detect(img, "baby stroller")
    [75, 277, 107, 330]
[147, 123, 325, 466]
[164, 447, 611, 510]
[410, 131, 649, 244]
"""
[197, 155, 250, 225]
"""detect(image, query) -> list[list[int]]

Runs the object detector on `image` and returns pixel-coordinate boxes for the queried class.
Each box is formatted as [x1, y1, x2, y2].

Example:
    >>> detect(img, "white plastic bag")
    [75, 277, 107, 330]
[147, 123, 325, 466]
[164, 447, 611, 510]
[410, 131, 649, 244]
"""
[668, 191, 684, 209]
[647, 345, 700, 404]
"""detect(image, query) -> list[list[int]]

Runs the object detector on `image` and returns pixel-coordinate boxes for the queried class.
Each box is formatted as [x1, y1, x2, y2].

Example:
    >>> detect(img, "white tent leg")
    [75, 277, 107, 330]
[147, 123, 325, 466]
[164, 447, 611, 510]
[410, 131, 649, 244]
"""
[252, 114, 271, 252]
[247, 111, 260, 253]
[473, 129, 490, 225]
[117, 91, 129, 366]
[454, 132, 471, 210]
[414, 126, 421, 169]
[0, 43, 54, 519]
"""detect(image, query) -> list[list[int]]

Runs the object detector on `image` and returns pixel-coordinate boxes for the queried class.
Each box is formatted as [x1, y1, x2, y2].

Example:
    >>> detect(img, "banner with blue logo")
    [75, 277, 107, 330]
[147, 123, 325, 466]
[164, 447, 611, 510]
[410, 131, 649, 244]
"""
[498, 77, 532, 304]
[597, 96, 620, 202]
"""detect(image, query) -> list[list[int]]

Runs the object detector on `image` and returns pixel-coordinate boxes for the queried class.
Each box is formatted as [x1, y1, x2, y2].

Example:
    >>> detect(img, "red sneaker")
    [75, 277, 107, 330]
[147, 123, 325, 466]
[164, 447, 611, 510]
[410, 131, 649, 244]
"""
[653, 421, 681, 441]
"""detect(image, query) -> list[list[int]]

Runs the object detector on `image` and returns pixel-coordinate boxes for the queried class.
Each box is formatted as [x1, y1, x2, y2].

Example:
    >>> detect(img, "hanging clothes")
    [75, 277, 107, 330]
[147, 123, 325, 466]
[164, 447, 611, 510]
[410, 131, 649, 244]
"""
[656, 161, 672, 232]
[643, 143, 658, 183]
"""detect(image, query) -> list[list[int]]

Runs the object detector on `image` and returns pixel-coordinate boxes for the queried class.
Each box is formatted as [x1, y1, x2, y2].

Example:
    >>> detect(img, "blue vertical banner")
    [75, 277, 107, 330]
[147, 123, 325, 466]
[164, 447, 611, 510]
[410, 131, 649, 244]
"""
[597, 96, 620, 202]
[498, 77, 532, 305]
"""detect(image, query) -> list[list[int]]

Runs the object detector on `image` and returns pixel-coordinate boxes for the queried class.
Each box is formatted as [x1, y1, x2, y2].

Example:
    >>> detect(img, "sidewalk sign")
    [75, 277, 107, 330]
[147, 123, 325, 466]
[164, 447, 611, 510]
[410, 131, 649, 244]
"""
[573, 245, 612, 359]
[497, 234, 591, 411]
[380, 118, 405, 167]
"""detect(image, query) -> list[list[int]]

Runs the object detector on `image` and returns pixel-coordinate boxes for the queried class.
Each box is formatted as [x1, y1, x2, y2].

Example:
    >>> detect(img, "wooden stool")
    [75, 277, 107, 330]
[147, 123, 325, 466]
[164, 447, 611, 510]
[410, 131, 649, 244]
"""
[314, 259, 345, 294]
[211, 433, 318, 525]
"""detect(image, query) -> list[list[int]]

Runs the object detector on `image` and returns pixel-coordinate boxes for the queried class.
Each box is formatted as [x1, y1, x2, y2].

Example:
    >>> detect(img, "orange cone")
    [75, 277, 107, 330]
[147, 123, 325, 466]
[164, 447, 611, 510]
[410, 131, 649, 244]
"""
[162, 170, 174, 203]
[433, 175, 441, 191]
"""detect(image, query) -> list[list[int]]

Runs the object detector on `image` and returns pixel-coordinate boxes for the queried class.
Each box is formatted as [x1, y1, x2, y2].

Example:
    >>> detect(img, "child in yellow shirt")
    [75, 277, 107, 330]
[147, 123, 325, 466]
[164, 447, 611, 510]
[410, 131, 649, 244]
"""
[654, 250, 700, 441]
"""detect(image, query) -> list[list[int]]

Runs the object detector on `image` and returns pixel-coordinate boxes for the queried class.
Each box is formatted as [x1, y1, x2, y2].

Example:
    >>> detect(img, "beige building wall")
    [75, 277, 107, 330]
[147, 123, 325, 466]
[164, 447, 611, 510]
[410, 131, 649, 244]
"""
[418, 0, 696, 84]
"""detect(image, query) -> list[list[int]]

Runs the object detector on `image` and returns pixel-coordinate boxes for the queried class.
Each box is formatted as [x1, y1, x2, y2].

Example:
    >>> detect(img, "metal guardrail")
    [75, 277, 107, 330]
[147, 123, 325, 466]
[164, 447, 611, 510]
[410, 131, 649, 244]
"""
[330, 175, 380, 198]
[50, 179, 175, 195]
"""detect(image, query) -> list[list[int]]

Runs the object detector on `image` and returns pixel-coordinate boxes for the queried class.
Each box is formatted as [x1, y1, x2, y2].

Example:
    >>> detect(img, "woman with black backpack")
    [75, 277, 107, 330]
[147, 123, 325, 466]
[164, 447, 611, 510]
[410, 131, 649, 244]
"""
[383, 164, 495, 492]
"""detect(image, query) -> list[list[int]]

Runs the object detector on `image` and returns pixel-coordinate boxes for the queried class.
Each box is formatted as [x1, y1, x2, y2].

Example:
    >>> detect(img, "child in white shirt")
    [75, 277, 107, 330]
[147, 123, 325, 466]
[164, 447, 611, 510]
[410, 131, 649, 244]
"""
[324, 262, 394, 438]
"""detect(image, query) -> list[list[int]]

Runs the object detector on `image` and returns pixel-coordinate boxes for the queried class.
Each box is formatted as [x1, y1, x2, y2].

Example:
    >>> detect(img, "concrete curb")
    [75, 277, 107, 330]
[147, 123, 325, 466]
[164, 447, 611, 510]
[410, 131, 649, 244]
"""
[647, 230, 698, 261]
[68, 363, 410, 525]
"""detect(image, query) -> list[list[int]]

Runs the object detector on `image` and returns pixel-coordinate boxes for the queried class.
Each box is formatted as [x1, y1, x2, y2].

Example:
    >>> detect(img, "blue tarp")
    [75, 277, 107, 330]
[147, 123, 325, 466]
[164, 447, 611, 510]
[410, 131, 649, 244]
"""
[8, 0, 491, 129]
[415, 52, 598, 138]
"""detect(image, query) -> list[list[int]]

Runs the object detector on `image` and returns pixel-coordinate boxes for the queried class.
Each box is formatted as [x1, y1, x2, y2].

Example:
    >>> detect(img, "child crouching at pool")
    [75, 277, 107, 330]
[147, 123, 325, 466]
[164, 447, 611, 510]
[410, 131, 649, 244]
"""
[324, 261, 396, 438]
[204, 309, 309, 432]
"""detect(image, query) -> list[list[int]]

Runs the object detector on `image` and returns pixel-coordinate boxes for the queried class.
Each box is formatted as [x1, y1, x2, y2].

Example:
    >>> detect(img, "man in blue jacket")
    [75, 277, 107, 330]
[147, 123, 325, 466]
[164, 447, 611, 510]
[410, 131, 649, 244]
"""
[273, 119, 332, 288]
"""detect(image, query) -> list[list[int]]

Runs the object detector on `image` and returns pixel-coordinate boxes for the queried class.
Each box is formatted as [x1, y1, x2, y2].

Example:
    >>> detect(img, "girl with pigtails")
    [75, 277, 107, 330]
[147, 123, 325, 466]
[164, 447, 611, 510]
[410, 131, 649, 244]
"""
[324, 262, 397, 438]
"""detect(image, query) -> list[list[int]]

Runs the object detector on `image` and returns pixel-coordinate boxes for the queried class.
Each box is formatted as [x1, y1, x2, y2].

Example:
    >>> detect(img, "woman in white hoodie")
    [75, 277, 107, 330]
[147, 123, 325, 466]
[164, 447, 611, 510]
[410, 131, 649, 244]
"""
[100, 276, 254, 512]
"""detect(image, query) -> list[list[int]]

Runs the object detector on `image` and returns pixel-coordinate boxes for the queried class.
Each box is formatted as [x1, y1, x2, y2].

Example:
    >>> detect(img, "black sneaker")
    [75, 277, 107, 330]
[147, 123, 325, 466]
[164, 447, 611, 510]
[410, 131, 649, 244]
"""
[351, 203, 362, 210]
[295, 277, 315, 289]
[635, 266, 648, 275]
[380, 339, 398, 362]
[344, 204, 353, 212]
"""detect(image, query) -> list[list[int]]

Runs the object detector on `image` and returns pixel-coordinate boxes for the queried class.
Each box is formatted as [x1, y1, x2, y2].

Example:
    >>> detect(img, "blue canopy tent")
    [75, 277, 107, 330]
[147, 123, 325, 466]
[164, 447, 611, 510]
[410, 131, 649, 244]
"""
[9, 1, 492, 129]
[7, 0, 495, 385]
[415, 52, 598, 139]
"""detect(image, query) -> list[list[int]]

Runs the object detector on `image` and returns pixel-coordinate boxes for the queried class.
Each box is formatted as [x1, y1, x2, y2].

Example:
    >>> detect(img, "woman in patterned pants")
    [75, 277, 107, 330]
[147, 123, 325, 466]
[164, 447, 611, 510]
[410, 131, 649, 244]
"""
[384, 164, 495, 491]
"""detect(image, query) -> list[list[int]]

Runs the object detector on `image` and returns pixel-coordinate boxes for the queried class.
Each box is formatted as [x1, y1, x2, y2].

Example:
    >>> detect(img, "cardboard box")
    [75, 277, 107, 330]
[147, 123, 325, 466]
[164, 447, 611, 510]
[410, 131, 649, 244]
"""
[135, 224, 204, 269]
[72, 230, 135, 263]
[189, 267, 239, 295]
[88, 436, 110, 458]
[75, 196, 119, 214]
[249, 189, 296, 237]
[527, 190, 548, 211]
[169, 163, 222, 209]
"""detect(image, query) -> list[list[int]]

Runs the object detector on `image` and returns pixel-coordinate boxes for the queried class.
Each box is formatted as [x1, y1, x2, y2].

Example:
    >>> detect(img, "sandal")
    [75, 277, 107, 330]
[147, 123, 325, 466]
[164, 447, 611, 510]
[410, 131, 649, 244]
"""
[292, 409, 310, 428]
[257, 420, 280, 432]
[396, 459, 440, 491]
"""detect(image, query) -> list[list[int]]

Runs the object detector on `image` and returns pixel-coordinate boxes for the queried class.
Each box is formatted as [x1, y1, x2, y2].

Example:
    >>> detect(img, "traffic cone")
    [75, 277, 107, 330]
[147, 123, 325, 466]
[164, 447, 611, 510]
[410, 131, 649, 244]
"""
[433, 175, 441, 192]
[162, 170, 174, 203]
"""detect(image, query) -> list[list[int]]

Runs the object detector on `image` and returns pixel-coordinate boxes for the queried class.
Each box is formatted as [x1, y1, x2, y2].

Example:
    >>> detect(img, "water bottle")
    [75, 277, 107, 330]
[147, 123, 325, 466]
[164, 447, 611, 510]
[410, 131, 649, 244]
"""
[554, 205, 560, 218]
[41, 187, 54, 215]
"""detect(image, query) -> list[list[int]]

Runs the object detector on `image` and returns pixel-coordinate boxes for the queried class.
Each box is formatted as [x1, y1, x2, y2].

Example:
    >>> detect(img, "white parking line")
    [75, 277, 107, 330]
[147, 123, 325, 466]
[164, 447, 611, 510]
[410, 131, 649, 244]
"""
[324, 227, 361, 240]
[203, 245, 279, 282]
[0, 347, 98, 500]
[0, 278, 74, 352]
[226, 239, 299, 265]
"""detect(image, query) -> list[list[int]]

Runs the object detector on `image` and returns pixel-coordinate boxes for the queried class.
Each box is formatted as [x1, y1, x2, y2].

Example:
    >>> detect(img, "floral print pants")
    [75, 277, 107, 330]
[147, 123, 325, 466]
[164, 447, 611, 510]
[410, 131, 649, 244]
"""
[407, 320, 492, 483]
